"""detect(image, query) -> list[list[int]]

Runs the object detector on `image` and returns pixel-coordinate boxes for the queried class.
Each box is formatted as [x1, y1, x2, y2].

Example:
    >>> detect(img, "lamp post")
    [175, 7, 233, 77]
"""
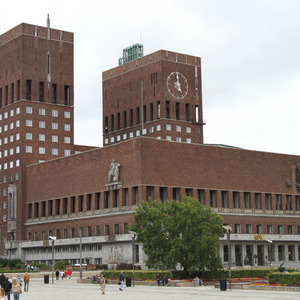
[48, 236, 56, 284]
[223, 225, 232, 290]
[266, 240, 273, 266]
[129, 231, 136, 287]
[79, 228, 83, 279]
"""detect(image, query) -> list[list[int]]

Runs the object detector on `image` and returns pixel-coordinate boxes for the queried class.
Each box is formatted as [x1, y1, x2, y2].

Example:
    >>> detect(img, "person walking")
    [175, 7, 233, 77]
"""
[11, 278, 21, 300]
[67, 269, 72, 279]
[2, 277, 12, 300]
[118, 271, 124, 291]
[23, 273, 30, 292]
[55, 269, 59, 280]
[0, 274, 5, 288]
[99, 274, 106, 295]
[0, 288, 5, 300]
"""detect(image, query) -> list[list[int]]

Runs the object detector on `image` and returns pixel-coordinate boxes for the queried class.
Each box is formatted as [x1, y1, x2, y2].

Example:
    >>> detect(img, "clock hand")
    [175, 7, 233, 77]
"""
[175, 72, 182, 92]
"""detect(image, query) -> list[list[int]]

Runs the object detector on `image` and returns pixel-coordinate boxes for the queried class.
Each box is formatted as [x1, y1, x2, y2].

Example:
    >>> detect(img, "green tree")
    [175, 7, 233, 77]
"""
[130, 195, 224, 272]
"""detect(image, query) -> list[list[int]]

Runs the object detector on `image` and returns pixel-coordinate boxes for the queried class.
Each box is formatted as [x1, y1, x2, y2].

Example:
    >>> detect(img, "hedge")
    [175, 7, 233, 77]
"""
[101, 268, 278, 281]
[269, 272, 300, 285]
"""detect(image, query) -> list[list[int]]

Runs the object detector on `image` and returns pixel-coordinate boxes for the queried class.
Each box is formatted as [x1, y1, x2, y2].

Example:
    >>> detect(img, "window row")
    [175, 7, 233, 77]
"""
[26, 106, 71, 118]
[0, 81, 71, 106]
[104, 101, 200, 133]
[0, 160, 20, 171]
[27, 188, 140, 219]
[233, 223, 300, 235]
[27, 223, 130, 241]
[25, 146, 71, 156]
[25, 119, 71, 131]
[104, 124, 193, 145]
[26, 133, 71, 144]
[0, 173, 19, 186]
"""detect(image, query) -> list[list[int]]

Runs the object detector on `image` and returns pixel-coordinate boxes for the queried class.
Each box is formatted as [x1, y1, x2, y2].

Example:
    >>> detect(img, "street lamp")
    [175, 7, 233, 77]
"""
[266, 240, 273, 266]
[223, 225, 232, 290]
[129, 231, 136, 287]
[49, 236, 56, 284]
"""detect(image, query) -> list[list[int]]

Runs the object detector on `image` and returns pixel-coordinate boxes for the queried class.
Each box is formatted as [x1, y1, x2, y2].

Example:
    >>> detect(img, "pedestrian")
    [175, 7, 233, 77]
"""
[118, 271, 124, 291]
[23, 272, 30, 292]
[55, 269, 59, 280]
[11, 278, 21, 300]
[16, 276, 22, 288]
[2, 277, 12, 300]
[0, 273, 5, 288]
[0, 287, 5, 300]
[99, 274, 106, 295]
[156, 273, 161, 286]
[60, 270, 64, 280]
[162, 274, 170, 286]
[67, 269, 72, 279]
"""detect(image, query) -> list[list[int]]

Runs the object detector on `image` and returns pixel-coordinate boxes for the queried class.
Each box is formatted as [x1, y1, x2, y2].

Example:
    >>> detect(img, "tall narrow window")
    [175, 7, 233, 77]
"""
[0, 88, 2, 107]
[136, 107, 140, 124]
[39, 82, 44, 102]
[111, 115, 114, 132]
[157, 101, 160, 119]
[64, 85, 70, 105]
[195, 105, 199, 122]
[130, 109, 134, 126]
[123, 111, 127, 128]
[185, 104, 189, 121]
[105, 116, 108, 133]
[166, 101, 170, 118]
[17, 80, 20, 100]
[52, 84, 57, 103]
[116, 112, 120, 130]
[26, 80, 31, 100]
[5, 85, 8, 105]
[176, 102, 180, 120]
[11, 83, 14, 103]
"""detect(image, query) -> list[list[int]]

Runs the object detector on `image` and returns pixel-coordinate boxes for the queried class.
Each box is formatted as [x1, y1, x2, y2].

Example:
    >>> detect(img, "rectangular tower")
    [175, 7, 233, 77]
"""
[103, 50, 204, 146]
[0, 22, 74, 255]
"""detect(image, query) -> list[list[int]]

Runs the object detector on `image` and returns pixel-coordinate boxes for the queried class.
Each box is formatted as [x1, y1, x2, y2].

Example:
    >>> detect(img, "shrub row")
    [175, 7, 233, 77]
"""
[269, 272, 300, 285]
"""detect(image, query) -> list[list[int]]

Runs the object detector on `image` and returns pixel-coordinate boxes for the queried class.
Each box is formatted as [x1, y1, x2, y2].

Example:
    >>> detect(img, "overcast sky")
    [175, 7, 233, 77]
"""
[1, 0, 300, 155]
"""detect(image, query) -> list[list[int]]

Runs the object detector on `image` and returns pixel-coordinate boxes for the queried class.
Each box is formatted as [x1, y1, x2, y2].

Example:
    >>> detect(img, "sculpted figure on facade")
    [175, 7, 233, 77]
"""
[108, 160, 121, 183]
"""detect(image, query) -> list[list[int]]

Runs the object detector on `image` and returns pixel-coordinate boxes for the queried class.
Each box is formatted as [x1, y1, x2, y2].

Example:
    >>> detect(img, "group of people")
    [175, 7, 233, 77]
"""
[156, 273, 170, 286]
[55, 269, 72, 280]
[0, 272, 30, 300]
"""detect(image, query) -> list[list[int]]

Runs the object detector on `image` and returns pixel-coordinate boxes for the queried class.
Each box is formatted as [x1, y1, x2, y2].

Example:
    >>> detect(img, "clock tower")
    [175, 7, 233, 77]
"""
[102, 48, 204, 146]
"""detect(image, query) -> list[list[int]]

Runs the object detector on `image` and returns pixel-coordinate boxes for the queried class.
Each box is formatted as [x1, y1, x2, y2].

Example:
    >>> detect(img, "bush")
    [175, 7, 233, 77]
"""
[6, 259, 23, 270]
[269, 272, 300, 285]
[54, 260, 69, 270]
[32, 262, 49, 270]
[95, 264, 108, 270]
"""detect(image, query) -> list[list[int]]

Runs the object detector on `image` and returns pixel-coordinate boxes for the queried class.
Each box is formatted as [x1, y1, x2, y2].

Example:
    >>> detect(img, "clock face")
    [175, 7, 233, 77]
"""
[167, 72, 188, 99]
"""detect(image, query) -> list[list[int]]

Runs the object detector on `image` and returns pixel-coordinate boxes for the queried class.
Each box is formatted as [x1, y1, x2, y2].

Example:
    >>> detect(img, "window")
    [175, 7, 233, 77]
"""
[26, 146, 32, 153]
[105, 225, 110, 235]
[26, 120, 32, 127]
[267, 225, 273, 234]
[210, 190, 216, 207]
[96, 226, 101, 236]
[26, 80, 31, 100]
[26, 106, 32, 114]
[64, 111, 70, 118]
[276, 194, 282, 210]
[176, 102, 180, 120]
[157, 125, 161, 131]
[277, 225, 283, 234]
[265, 194, 271, 210]
[166, 124, 171, 131]
[114, 224, 119, 234]
[255, 193, 261, 209]
[52, 110, 58, 117]
[52, 84, 57, 103]
[287, 225, 293, 234]
[39, 82, 44, 102]
[256, 224, 262, 234]
[39, 134, 45, 141]
[176, 125, 181, 132]
[64, 124, 70, 131]
[52, 135, 58, 143]
[245, 224, 252, 234]
[185, 103, 190, 121]
[52, 123, 58, 130]
[157, 101, 161, 119]
[64, 85, 70, 105]
[26, 133, 32, 140]
[233, 192, 239, 208]
[234, 224, 241, 233]
[64, 137, 71, 144]
[39, 147, 45, 154]
[39, 121, 45, 128]
[52, 148, 58, 155]
[221, 191, 228, 208]
[286, 195, 292, 210]
[64, 150, 71, 156]
[16, 120, 20, 127]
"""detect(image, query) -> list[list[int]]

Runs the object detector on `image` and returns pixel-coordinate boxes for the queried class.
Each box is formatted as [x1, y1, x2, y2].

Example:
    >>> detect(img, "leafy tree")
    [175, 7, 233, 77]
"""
[130, 195, 224, 272]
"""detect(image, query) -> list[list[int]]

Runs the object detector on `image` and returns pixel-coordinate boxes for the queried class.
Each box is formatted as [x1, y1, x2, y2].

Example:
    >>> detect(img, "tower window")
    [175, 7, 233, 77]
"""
[52, 84, 57, 103]
[39, 82, 44, 102]
[64, 85, 70, 105]
[26, 80, 31, 100]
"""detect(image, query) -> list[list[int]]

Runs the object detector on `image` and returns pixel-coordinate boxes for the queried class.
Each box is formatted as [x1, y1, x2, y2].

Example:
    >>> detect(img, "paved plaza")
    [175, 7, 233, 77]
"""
[13, 277, 300, 300]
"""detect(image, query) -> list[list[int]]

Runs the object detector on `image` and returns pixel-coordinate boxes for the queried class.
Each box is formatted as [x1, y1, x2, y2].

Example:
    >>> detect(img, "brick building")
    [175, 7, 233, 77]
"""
[1, 22, 300, 269]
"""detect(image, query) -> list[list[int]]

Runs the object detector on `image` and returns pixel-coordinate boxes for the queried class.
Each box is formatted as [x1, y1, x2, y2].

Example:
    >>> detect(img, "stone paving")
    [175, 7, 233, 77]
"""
[10, 277, 300, 300]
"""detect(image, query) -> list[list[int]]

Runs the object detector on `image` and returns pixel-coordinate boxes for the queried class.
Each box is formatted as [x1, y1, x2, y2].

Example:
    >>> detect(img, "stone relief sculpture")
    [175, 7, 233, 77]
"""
[108, 245, 123, 263]
[108, 160, 121, 183]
